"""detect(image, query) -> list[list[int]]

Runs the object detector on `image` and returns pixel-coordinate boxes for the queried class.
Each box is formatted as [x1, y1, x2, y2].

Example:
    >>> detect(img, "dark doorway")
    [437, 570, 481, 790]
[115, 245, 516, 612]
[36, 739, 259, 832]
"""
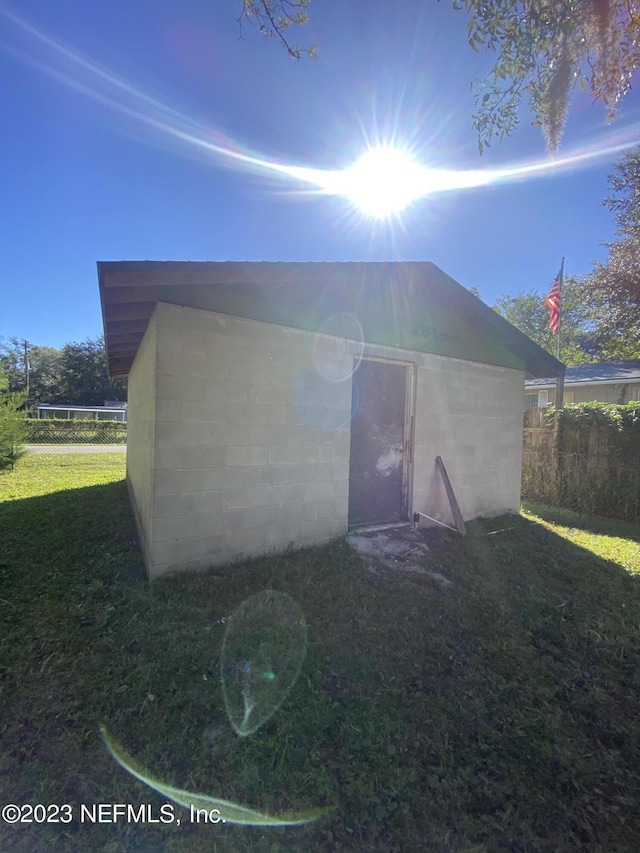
[348, 359, 408, 527]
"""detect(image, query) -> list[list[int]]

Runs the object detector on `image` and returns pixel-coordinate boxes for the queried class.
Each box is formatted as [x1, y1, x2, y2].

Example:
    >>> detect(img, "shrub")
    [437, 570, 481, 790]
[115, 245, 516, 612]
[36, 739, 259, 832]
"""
[0, 392, 28, 470]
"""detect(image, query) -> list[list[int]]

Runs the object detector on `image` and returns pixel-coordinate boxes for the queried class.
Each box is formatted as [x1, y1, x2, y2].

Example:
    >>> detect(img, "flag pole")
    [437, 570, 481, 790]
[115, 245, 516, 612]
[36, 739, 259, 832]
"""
[556, 258, 565, 410]
[556, 257, 564, 361]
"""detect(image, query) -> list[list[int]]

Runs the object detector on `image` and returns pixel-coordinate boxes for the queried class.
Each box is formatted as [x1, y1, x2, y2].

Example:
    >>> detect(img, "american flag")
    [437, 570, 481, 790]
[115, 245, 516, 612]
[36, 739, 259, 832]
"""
[545, 260, 563, 335]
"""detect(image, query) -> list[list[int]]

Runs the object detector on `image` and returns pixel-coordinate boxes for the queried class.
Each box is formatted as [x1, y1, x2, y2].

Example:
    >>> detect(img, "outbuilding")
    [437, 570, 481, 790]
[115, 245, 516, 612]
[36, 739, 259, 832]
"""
[99, 261, 563, 578]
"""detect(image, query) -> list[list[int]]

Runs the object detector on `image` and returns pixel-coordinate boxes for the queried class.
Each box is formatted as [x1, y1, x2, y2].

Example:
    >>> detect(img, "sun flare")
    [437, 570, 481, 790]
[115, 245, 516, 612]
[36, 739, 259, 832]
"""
[5, 6, 640, 226]
[340, 146, 426, 219]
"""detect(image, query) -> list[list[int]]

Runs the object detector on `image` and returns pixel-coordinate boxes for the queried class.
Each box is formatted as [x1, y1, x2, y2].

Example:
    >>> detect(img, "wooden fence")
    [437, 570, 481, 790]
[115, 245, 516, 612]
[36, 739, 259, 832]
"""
[522, 406, 640, 520]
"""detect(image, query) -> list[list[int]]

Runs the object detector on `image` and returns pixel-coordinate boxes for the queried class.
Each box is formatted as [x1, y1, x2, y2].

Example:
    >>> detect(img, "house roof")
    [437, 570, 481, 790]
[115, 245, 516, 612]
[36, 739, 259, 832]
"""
[525, 359, 640, 389]
[98, 261, 564, 380]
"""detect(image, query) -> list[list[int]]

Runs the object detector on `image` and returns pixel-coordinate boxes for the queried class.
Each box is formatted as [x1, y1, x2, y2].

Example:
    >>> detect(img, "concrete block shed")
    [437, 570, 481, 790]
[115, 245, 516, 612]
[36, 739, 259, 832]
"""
[98, 261, 563, 579]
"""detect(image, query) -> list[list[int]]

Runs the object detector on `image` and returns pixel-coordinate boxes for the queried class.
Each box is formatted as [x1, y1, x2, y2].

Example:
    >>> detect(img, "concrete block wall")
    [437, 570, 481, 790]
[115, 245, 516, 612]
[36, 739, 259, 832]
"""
[126, 311, 157, 557]
[144, 302, 353, 577]
[412, 352, 525, 524]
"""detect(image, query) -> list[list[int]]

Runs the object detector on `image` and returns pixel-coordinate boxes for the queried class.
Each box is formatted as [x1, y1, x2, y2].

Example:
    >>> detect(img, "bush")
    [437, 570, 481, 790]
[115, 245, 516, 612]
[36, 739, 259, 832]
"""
[0, 392, 28, 470]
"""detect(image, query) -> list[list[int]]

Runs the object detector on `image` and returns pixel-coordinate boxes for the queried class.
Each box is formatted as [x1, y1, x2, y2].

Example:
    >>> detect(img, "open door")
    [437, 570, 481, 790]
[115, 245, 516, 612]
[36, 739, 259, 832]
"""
[348, 359, 408, 527]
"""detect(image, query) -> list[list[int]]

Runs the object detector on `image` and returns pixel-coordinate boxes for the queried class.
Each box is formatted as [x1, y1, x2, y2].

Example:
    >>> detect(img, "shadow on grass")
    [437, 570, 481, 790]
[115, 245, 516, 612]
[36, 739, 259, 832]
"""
[1, 485, 640, 852]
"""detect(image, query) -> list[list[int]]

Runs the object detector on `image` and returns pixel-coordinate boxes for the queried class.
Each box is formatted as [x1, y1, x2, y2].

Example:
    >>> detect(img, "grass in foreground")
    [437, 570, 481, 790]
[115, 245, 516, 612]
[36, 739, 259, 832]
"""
[1, 457, 639, 852]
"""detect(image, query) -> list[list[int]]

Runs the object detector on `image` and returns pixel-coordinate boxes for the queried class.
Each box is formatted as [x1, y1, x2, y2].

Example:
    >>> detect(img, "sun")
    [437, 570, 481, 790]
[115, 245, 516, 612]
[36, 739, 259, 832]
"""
[340, 145, 427, 219]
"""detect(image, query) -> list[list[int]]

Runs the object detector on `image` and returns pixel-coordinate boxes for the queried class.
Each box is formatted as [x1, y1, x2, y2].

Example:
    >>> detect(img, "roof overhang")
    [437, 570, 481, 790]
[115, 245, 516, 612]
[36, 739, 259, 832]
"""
[98, 261, 565, 380]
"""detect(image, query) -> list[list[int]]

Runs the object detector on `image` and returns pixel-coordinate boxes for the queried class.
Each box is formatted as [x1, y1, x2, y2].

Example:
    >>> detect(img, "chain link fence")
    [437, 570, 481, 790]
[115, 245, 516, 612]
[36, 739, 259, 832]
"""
[23, 418, 127, 465]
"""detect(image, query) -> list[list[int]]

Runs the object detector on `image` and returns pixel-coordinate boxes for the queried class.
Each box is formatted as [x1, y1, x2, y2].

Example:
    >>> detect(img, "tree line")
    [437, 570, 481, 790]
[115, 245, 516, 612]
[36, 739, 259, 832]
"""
[0, 336, 127, 408]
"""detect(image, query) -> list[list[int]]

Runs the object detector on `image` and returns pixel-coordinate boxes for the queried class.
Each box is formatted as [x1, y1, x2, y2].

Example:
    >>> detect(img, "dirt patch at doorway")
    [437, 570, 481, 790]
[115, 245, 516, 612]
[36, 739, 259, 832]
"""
[346, 524, 454, 585]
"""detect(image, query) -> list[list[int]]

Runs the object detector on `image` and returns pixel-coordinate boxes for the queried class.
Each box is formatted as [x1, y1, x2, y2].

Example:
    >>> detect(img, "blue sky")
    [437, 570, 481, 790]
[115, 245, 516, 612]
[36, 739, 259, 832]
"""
[2, 0, 640, 351]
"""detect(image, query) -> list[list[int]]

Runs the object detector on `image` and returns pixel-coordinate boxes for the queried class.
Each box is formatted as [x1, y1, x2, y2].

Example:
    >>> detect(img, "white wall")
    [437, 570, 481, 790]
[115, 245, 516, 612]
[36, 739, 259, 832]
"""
[126, 311, 157, 558]
[412, 352, 524, 525]
[146, 302, 353, 577]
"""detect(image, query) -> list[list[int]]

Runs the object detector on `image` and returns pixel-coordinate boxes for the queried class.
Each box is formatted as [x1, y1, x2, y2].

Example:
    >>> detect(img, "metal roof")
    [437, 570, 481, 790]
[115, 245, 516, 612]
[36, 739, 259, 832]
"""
[525, 359, 640, 388]
[98, 261, 564, 380]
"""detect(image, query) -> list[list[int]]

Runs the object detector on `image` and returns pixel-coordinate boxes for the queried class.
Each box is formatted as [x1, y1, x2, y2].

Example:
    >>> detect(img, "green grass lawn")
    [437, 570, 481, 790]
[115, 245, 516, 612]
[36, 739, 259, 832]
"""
[1, 455, 639, 852]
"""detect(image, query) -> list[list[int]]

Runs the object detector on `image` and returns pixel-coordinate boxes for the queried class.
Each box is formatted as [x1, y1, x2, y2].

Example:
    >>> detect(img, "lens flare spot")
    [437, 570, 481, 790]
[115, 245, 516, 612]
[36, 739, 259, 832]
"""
[220, 591, 307, 737]
[313, 313, 364, 382]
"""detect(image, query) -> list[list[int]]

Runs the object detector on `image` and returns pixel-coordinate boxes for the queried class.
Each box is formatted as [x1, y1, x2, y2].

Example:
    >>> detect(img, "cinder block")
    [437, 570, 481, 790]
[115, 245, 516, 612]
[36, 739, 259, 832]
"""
[205, 380, 251, 404]
[180, 400, 227, 424]
[245, 484, 286, 507]
[154, 491, 223, 518]
[158, 326, 184, 354]
[151, 534, 205, 566]
[174, 536, 207, 563]
[244, 504, 286, 528]
[265, 405, 289, 425]
[249, 424, 288, 446]
[268, 446, 290, 465]
[254, 466, 290, 485]
[155, 447, 182, 470]
[156, 398, 181, 423]
[279, 483, 306, 504]
[223, 489, 249, 511]
[223, 508, 249, 532]
[180, 330, 213, 355]
[286, 445, 318, 465]
[155, 422, 182, 448]
[223, 527, 267, 554]
[335, 498, 349, 518]
[288, 464, 322, 483]
[316, 500, 339, 519]
[155, 348, 188, 376]
[330, 463, 350, 481]
[299, 518, 346, 541]
[157, 374, 203, 402]
[153, 512, 203, 542]
[226, 446, 270, 467]
[303, 481, 335, 503]
[286, 501, 320, 523]
[332, 479, 350, 499]
[200, 533, 226, 557]
[155, 468, 204, 495]
[201, 467, 245, 490]
[180, 446, 226, 469]
[250, 384, 289, 406]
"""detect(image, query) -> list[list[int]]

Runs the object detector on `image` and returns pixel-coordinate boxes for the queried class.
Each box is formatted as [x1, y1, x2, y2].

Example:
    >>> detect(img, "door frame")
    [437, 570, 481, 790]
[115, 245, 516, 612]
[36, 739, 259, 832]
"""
[348, 354, 416, 527]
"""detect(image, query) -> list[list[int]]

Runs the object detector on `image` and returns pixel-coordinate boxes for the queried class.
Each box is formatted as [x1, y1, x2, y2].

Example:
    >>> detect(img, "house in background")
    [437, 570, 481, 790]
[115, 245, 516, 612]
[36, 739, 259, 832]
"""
[36, 403, 128, 422]
[525, 360, 640, 408]
[99, 261, 563, 579]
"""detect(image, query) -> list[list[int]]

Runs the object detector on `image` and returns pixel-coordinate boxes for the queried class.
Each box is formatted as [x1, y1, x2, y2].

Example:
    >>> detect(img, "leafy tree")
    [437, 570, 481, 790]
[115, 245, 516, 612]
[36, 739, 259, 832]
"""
[238, 1, 640, 151]
[0, 338, 64, 405]
[58, 337, 127, 406]
[0, 337, 25, 393]
[28, 346, 64, 403]
[239, 0, 315, 58]
[461, 0, 640, 153]
[0, 392, 27, 470]
[581, 147, 640, 359]
[0, 336, 127, 407]
[493, 276, 595, 365]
